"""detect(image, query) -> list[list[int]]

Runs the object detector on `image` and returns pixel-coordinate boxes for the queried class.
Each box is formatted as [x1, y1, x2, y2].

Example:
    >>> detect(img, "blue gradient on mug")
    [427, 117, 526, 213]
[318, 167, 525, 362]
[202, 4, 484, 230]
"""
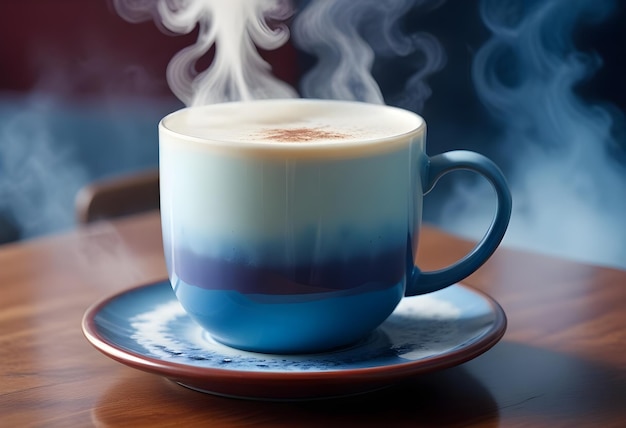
[160, 153, 422, 352]
[171, 277, 406, 353]
[159, 100, 426, 353]
[162, 226, 414, 353]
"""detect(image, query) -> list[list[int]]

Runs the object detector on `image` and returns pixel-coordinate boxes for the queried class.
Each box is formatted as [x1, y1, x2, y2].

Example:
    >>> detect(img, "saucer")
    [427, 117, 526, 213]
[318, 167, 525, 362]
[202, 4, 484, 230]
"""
[82, 281, 506, 400]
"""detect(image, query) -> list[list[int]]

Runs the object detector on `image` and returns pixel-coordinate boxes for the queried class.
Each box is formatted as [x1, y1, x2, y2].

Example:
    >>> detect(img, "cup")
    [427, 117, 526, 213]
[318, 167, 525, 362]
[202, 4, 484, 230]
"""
[159, 99, 511, 354]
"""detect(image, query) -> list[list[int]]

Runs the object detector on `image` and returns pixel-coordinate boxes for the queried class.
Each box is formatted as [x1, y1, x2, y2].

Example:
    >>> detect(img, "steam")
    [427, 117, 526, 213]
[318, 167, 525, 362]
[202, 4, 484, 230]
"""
[113, 0, 446, 110]
[109, 0, 626, 268]
[442, 0, 626, 268]
[292, 0, 446, 111]
[0, 96, 89, 239]
[112, 0, 298, 106]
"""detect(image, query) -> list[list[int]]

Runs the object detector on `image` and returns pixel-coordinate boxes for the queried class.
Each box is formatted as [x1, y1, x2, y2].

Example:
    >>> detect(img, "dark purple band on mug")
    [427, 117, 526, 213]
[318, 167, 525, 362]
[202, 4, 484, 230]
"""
[166, 243, 408, 295]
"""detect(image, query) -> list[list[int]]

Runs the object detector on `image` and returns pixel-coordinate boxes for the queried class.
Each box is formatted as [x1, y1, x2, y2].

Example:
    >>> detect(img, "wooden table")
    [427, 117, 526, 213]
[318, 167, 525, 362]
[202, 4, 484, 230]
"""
[1, 211, 624, 427]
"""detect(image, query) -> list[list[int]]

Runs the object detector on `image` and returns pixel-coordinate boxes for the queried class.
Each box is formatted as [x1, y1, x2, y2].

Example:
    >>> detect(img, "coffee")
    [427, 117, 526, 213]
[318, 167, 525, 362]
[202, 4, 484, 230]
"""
[160, 99, 423, 146]
[159, 99, 511, 353]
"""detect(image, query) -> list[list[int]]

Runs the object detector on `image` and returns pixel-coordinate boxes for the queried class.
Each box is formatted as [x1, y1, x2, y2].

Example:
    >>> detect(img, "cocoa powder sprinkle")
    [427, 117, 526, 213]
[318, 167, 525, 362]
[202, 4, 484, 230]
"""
[260, 127, 350, 143]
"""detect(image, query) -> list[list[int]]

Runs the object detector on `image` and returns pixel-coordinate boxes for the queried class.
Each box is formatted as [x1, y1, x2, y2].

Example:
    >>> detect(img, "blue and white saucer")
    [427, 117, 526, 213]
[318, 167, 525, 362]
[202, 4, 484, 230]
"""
[82, 280, 506, 400]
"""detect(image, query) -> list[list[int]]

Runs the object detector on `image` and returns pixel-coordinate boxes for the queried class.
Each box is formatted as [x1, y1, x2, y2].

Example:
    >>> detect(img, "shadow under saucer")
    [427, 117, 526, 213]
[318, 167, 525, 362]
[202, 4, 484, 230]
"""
[91, 363, 500, 427]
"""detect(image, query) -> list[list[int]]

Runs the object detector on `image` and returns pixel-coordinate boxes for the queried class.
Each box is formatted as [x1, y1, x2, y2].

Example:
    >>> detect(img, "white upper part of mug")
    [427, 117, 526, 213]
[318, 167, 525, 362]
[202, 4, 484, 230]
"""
[160, 99, 424, 146]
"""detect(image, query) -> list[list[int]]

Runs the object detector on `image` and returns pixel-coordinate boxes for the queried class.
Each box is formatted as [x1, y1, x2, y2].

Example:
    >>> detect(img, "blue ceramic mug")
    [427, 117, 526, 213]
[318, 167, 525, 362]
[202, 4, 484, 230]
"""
[159, 99, 511, 354]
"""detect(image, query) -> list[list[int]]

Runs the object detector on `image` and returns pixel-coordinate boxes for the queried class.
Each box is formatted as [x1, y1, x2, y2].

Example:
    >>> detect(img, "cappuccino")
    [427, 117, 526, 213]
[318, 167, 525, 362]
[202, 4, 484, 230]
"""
[160, 98, 423, 146]
[159, 99, 511, 353]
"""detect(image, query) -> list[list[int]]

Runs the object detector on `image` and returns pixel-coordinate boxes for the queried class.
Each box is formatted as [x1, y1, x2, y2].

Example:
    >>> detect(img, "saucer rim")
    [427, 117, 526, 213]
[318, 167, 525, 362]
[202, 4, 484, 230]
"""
[82, 280, 506, 395]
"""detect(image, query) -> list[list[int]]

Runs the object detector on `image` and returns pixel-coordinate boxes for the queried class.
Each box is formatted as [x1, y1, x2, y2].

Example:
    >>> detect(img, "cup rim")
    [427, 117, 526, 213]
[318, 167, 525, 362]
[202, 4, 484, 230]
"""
[159, 98, 425, 155]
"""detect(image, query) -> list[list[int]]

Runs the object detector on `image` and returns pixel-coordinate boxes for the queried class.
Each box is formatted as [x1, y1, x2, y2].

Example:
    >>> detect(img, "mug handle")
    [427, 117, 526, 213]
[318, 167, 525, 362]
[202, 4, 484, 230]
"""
[406, 150, 512, 296]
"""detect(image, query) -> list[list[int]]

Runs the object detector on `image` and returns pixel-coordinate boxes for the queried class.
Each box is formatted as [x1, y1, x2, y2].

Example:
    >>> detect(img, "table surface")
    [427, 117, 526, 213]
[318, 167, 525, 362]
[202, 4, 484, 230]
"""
[1, 211, 624, 427]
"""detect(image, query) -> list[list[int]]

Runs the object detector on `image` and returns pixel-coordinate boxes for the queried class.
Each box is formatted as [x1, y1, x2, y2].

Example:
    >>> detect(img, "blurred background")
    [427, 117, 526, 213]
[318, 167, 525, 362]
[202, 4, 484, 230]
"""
[0, 0, 624, 269]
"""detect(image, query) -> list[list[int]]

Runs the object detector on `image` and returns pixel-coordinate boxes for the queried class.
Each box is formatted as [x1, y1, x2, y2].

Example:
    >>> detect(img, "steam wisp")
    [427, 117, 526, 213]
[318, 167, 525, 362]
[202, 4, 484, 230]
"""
[113, 0, 298, 106]
[114, 0, 446, 111]
[442, 0, 626, 268]
[292, 0, 446, 111]
[0, 96, 89, 239]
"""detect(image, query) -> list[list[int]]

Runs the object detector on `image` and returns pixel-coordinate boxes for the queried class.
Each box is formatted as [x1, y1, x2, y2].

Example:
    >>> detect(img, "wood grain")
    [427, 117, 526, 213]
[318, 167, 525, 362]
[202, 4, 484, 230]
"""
[1, 211, 624, 427]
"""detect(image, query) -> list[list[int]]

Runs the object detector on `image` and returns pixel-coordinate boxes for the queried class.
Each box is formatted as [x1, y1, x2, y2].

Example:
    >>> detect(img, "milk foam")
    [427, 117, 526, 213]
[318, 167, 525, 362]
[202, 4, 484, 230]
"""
[161, 99, 423, 144]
